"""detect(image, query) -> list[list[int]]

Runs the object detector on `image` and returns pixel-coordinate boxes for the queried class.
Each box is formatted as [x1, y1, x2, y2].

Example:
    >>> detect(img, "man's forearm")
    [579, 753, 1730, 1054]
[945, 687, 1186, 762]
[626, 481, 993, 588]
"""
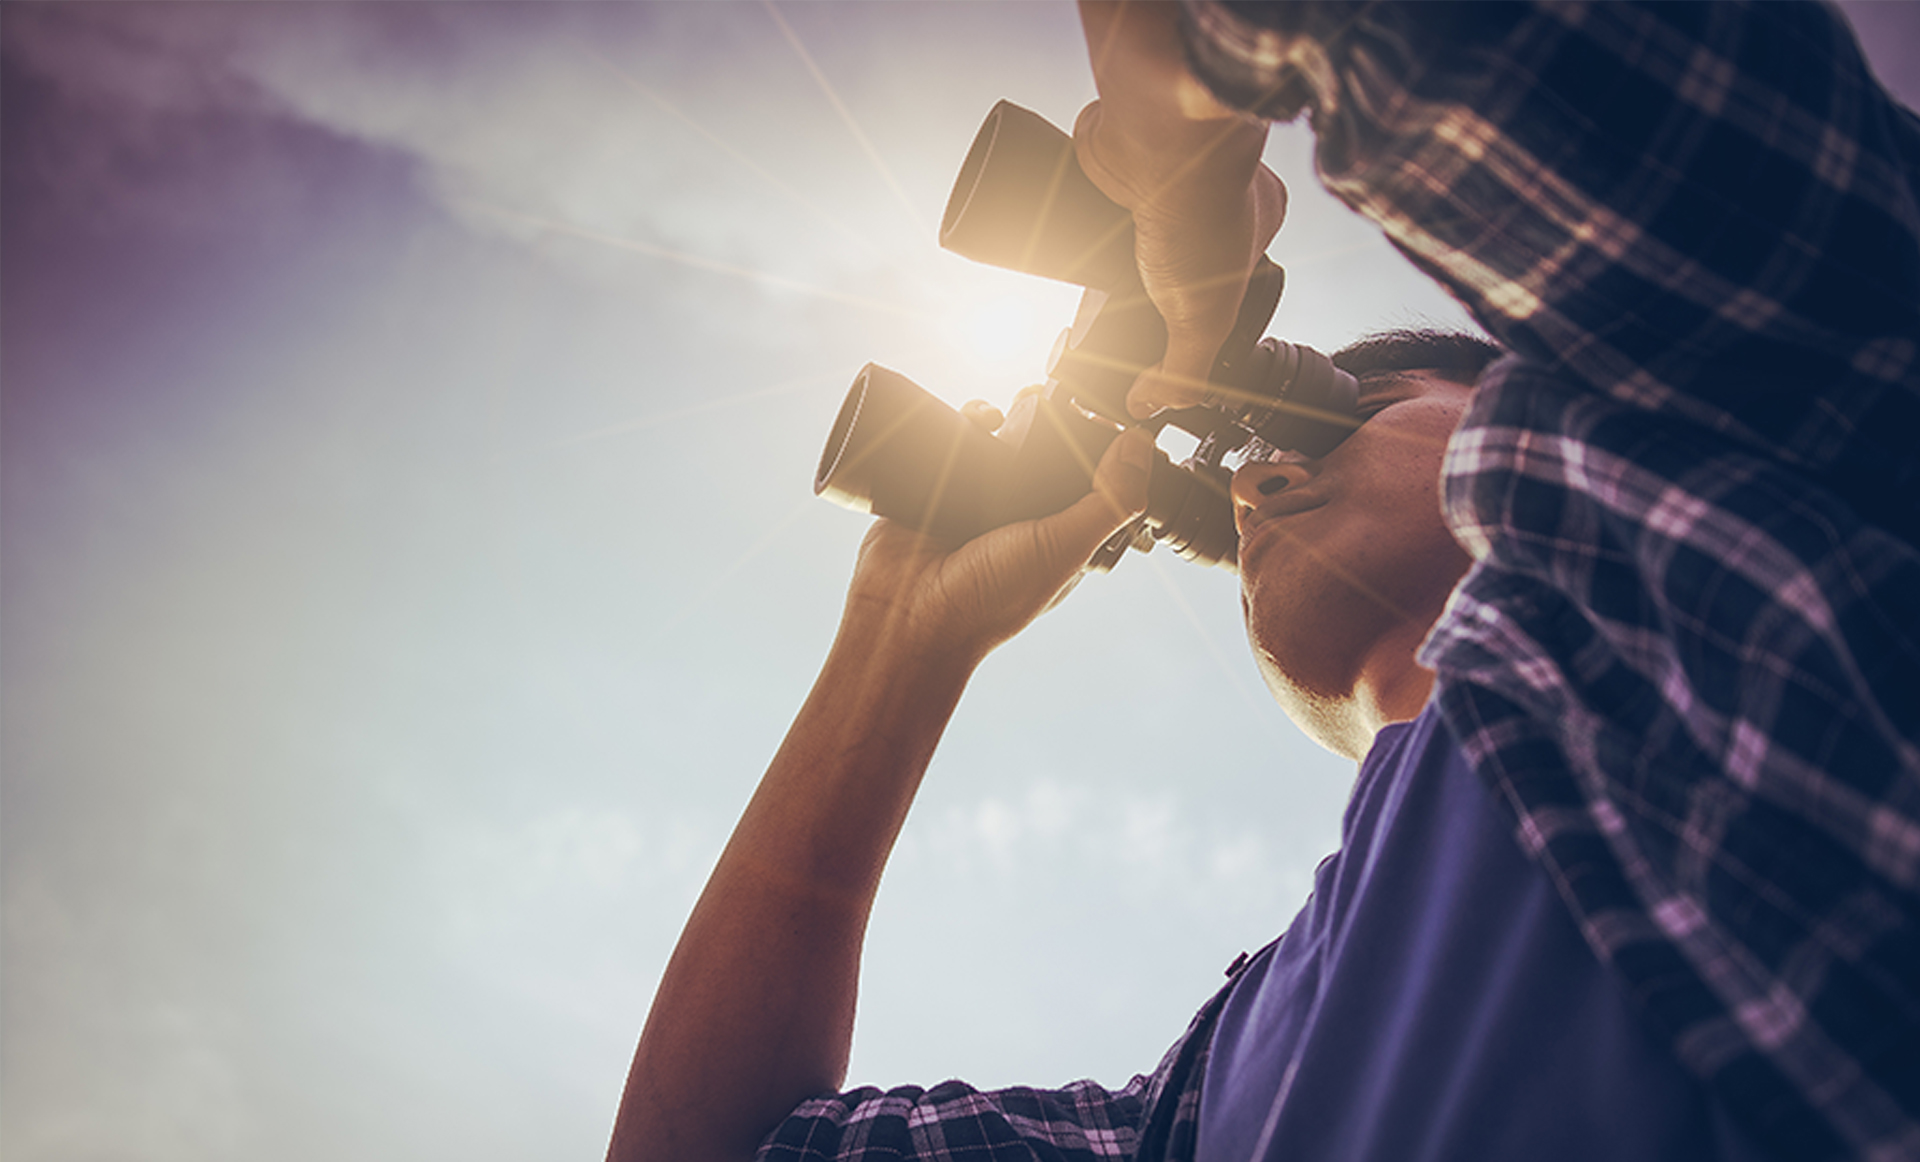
[609, 432, 1152, 1162]
[1078, 1, 1251, 172]
[606, 625, 974, 1162]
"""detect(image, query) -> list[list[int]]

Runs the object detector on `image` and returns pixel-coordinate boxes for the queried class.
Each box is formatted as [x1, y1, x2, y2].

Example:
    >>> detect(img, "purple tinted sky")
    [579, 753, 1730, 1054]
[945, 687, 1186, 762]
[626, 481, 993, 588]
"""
[5, 4, 1917, 1161]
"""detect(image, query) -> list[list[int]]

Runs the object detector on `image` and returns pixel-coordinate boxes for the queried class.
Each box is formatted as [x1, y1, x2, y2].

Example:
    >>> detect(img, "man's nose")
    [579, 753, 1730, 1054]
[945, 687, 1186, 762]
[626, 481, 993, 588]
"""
[1231, 458, 1314, 514]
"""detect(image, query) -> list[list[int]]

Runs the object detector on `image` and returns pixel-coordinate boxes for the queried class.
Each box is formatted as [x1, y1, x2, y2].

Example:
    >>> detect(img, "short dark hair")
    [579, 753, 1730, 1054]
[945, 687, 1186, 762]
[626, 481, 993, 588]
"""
[1331, 329, 1504, 386]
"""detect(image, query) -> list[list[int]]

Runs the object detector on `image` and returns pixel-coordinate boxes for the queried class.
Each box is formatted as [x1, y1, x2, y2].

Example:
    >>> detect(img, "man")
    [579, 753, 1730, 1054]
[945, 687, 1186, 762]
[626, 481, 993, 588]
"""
[611, 2, 1919, 1159]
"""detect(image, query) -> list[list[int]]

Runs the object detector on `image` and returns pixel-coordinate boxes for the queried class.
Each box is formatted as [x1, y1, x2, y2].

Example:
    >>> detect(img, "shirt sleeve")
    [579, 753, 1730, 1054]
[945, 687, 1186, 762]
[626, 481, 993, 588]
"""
[754, 969, 1232, 1162]
[1179, 0, 1920, 541]
[1179, 4, 1920, 1160]
[754, 1077, 1147, 1162]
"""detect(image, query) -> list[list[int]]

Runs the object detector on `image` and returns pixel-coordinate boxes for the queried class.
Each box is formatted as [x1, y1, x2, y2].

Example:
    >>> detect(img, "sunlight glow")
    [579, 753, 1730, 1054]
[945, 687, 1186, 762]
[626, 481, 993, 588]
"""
[1143, 553, 1290, 729]
[578, 47, 880, 259]
[951, 293, 1058, 369]
[763, 0, 928, 239]
[909, 268, 1083, 408]
[506, 370, 847, 459]
[458, 200, 924, 319]
[650, 494, 821, 642]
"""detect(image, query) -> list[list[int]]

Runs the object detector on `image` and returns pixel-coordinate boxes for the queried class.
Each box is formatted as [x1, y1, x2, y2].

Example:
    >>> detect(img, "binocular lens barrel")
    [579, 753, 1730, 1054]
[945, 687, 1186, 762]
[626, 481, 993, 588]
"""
[815, 364, 1016, 546]
[940, 101, 1139, 293]
[816, 364, 1242, 570]
[1236, 340, 1361, 460]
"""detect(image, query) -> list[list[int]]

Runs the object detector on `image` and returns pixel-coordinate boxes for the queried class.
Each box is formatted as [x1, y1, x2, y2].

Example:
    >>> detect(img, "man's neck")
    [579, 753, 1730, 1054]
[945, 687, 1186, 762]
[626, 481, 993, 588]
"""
[1280, 639, 1438, 761]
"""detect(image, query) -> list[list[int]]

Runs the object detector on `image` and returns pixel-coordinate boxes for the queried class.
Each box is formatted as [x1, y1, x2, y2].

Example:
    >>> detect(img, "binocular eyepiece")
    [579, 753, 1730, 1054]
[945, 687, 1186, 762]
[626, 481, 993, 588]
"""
[814, 101, 1361, 571]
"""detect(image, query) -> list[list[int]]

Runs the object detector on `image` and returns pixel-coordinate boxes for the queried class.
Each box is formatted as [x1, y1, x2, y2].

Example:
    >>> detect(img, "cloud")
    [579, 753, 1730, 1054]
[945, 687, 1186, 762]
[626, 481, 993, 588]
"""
[5, 4, 928, 269]
[423, 804, 715, 943]
[904, 777, 1325, 919]
[2, 3, 1131, 400]
[4, 865, 253, 1161]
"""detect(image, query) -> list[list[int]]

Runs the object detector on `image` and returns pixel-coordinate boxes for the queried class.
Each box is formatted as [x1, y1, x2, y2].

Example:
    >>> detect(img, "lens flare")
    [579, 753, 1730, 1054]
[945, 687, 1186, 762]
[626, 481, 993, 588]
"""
[957, 293, 1049, 364]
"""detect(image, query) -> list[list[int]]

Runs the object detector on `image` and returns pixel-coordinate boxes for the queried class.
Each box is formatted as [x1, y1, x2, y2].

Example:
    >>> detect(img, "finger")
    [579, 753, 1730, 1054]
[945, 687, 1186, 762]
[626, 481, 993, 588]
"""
[1252, 164, 1288, 243]
[1044, 427, 1155, 556]
[960, 400, 1005, 433]
[1127, 348, 1215, 418]
[1071, 100, 1138, 209]
[1094, 427, 1155, 520]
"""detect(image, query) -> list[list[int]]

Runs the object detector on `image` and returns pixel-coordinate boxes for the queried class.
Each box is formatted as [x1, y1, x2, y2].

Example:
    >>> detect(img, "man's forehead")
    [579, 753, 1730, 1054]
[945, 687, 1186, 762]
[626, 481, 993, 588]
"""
[1332, 329, 1504, 385]
[1354, 368, 1476, 397]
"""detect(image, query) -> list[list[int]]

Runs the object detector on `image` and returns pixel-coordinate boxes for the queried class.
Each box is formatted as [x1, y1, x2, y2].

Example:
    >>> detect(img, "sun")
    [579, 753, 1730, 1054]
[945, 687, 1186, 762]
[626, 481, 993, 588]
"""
[931, 273, 1085, 405]
[956, 293, 1052, 365]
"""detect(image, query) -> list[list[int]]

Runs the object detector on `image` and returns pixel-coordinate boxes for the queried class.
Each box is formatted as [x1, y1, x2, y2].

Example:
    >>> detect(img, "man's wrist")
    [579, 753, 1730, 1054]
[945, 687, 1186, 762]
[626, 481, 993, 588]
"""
[823, 608, 983, 707]
[1077, 0, 1264, 208]
[1075, 97, 1265, 218]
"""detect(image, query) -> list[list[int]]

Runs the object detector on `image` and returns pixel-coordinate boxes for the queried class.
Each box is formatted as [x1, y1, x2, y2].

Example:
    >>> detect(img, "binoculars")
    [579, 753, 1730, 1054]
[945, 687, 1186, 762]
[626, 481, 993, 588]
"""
[814, 102, 1360, 571]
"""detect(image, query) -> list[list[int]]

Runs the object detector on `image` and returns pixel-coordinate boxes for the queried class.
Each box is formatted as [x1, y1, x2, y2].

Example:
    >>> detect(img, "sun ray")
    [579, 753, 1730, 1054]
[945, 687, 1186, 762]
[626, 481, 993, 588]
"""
[649, 494, 822, 642]
[1056, 112, 1260, 297]
[500, 370, 847, 460]
[1058, 0, 1385, 340]
[1036, 391, 1112, 487]
[1135, 458, 1423, 663]
[577, 46, 882, 260]
[1142, 553, 1291, 729]
[457, 200, 927, 320]
[912, 406, 976, 545]
[1017, 143, 1079, 282]
[1083, 265, 1269, 318]
[820, 387, 933, 485]
[761, 0, 930, 240]
[1245, 516, 1419, 624]
[1054, 344, 1455, 458]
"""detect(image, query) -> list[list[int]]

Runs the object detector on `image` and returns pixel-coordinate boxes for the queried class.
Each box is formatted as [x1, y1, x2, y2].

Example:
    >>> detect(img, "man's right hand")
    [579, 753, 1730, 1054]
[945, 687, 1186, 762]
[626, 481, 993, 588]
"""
[835, 424, 1156, 674]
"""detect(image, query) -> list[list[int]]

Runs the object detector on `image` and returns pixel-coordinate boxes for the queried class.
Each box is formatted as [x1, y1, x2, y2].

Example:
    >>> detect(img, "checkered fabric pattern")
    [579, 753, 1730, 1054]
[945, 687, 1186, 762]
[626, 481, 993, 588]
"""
[757, 974, 1226, 1161]
[1184, 1, 1920, 1159]
[756, 3, 1918, 1158]
[758, 1080, 1144, 1161]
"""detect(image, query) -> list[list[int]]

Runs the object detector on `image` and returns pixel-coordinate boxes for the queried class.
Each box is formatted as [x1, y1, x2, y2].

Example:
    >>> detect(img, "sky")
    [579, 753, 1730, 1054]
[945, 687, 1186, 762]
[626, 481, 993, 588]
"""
[4, 4, 1917, 1161]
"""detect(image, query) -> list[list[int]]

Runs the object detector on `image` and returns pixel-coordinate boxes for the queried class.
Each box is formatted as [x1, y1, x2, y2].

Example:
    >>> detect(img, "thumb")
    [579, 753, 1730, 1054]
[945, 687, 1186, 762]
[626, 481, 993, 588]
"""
[1128, 339, 1218, 418]
[1096, 426, 1156, 520]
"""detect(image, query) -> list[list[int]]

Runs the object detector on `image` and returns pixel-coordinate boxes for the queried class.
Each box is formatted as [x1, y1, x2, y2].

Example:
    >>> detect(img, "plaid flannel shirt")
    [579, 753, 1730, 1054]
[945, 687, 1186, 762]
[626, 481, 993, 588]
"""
[758, 954, 1233, 1161]
[760, 3, 1920, 1159]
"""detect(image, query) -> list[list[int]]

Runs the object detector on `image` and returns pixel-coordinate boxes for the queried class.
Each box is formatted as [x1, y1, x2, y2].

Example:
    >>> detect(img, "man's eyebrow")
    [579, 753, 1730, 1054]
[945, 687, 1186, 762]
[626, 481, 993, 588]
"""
[1355, 369, 1421, 389]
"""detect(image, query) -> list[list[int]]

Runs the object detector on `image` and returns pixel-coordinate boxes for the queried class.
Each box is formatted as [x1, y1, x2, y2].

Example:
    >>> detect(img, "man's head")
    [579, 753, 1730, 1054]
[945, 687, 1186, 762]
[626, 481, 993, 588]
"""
[1231, 330, 1503, 758]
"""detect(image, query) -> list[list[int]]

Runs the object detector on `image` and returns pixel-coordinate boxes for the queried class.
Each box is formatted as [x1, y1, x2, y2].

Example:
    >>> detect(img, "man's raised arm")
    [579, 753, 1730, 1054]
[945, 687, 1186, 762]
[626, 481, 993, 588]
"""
[1073, 0, 1284, 419]
[606, 428, 1153, 1162]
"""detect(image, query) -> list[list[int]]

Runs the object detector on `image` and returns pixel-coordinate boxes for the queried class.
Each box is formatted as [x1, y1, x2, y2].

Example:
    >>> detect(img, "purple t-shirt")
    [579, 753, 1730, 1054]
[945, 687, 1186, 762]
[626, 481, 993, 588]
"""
[1198, 704, 1769, 1162]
